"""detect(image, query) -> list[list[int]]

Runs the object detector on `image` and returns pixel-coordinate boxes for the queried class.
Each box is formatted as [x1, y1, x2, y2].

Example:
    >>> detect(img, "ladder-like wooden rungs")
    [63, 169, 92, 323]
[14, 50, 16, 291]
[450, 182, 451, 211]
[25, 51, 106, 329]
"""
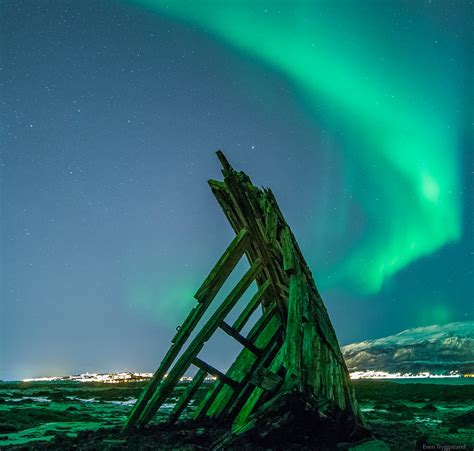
[219, 321, 262, 356]
[193, 357, 240, 390]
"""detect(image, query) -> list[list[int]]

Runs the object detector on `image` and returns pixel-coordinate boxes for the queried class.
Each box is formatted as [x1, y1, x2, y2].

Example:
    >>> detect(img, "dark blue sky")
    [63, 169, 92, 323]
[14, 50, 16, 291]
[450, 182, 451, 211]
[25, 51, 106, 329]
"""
[1, 0, 472, 381]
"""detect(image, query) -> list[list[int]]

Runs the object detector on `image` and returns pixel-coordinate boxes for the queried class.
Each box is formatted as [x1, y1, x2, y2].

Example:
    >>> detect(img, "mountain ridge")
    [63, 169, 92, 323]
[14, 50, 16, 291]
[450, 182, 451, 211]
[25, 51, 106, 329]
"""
[342, 321, 473, 375]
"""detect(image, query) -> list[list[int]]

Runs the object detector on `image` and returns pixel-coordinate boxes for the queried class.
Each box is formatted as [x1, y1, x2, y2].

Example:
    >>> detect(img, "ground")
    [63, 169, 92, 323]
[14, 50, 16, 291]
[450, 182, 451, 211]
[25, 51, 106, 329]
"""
[0, 380, 472, 450]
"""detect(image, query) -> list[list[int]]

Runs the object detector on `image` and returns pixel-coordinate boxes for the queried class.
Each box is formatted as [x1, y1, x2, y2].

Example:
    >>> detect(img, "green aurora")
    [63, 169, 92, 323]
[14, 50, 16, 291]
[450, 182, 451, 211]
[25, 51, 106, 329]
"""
[127, 0, 464, 296]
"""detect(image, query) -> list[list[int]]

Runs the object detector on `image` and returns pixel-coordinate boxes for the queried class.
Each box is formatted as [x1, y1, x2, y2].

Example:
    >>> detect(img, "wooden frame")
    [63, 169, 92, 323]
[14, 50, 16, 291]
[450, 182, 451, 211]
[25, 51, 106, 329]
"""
[124, 151, 364, 436]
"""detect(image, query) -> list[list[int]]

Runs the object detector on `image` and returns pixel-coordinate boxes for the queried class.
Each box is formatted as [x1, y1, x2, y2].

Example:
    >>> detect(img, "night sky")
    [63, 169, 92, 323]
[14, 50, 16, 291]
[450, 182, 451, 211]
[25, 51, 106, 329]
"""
[1, 0, 472, 381]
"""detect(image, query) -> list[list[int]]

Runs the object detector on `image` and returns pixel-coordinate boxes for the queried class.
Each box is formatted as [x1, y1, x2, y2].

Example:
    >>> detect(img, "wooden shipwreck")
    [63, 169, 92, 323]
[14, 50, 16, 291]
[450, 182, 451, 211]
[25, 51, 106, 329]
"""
[124, 151, 367, 448]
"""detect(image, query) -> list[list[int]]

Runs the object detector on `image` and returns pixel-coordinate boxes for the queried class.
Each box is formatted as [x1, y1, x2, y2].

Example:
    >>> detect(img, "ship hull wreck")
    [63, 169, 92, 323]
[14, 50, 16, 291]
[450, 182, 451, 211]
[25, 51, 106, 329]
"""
[124, 151, 371, 449]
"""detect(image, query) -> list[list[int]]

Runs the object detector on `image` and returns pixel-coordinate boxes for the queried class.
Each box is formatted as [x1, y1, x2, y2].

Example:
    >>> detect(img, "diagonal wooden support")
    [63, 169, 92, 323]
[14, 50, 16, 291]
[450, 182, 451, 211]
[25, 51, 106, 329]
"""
[232, 279, 270, 333]
[168, 369, 207, 423]
[194, 228, 251, 303]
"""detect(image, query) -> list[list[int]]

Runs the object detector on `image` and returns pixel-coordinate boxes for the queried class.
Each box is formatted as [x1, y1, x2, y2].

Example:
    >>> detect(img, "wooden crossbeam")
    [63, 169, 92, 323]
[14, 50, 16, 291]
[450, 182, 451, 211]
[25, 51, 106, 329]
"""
[193, 310, 281, 423]
[124, 228, 250, 431]
[219, 321, 262, 356]
[223, 326, 282, 420]
[135, 258, 262, 427]
[193, 357, 240, 389]
[198, 314, 282, 421]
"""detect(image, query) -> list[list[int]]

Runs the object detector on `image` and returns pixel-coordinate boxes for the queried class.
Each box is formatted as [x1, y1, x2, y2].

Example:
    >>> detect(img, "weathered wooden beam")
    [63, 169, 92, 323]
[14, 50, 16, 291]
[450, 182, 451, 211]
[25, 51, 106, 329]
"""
[284, 271, 306, 389]
[281, 226, 296, 274]
[193, 357, 240, 390]
[194, 227, 250, 303]
[193, 380, 225, 421]
[224, 335, 281, 419]
[246, 302, 278, 344]
[203, 314, 282, 420]
[207, 179, 227, 191]
[264, 201, 278, 244]
[220, 167, 285, 301]
[219, 321, 262, 356]
[168, 369, 207, 423]
[232, 279, 270, 333]
[232, 344, 285, 430]
[216, 149, 232, 172]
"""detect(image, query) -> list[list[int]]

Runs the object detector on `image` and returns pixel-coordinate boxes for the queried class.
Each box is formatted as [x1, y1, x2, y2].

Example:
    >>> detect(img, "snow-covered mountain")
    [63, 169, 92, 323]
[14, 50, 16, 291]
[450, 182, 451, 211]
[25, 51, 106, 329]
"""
[342, 321, 474, 375]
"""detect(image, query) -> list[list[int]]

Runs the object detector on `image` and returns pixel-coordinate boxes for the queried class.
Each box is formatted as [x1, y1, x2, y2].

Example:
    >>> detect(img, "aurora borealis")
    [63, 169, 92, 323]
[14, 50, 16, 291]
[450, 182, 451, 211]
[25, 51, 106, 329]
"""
[130, 0, 464, 293]
[1, 0, 472, 381]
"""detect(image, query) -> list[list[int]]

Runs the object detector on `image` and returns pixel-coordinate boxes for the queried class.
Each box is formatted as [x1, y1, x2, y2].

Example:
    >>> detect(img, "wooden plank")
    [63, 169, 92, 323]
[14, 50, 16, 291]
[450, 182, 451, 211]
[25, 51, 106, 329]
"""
[264, 202, 278, 244]
[193, 357, 239, 389]
[232, 279, 270, 332]
[204, 314, 282, 420]
[219, 321, 262, 356]
[207, 179, 227, 191]
[222, 169, 280, 285]
[246, 302, 278, 344]
[136, 259, 262, 427]
[193, 380, 225, 421]
[125, 307, 206, 430]
[232, 345, 285, 430]
[223, 327, 281, 419]
[284, 272, 305, 389]
[168, 369, 207, 423]
[216, 149, 232, 172]
[194, 227, 250, 303]
[281, 226, 296, 274]
[221, 338, 281, 418]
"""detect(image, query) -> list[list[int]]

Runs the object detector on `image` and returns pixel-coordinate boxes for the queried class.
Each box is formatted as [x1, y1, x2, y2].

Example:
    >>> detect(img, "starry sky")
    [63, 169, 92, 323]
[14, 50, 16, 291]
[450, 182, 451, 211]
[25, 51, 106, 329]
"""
[1, 0, 472, 381]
